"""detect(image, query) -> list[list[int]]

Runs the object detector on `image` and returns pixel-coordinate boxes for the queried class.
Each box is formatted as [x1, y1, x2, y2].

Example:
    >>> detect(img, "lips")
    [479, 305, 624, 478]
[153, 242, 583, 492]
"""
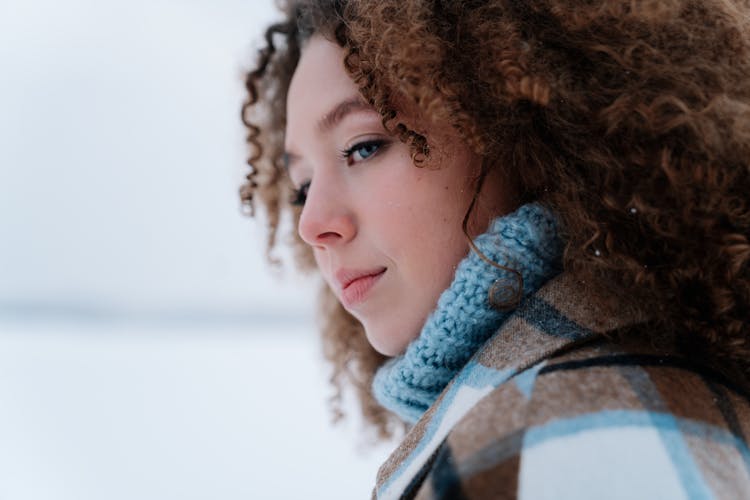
[335, 267, 386, 308]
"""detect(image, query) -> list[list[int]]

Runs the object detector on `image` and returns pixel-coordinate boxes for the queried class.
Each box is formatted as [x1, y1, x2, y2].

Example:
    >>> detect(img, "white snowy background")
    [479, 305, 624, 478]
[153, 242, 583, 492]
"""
[0, 1, 396, 499]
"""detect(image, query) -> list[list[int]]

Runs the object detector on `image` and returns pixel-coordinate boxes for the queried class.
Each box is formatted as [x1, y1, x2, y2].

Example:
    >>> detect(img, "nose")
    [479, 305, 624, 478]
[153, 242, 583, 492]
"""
[297, 179, 356, 249]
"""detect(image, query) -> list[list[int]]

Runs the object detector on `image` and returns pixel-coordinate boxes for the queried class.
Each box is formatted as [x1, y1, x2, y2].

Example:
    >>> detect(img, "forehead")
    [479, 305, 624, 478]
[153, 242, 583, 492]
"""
[285, 36, 360, 137]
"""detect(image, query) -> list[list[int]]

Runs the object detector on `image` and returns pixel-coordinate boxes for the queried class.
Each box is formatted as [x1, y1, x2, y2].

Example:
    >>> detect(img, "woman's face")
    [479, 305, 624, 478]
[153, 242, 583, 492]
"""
[285, 36, 515, 356]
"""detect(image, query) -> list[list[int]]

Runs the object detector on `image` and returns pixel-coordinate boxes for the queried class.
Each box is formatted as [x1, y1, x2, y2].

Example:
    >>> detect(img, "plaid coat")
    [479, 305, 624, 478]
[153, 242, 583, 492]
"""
[372, 273, 750, 499]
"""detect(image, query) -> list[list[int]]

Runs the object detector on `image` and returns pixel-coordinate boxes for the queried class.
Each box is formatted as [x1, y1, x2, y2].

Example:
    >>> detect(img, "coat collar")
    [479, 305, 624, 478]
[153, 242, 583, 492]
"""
[471, 272, 647, 378]
[373, 272, 647, 499]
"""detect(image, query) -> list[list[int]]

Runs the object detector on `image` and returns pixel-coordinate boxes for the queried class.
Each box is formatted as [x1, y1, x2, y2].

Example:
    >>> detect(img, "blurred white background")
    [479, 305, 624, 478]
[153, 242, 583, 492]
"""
[0, 1, 394, 498]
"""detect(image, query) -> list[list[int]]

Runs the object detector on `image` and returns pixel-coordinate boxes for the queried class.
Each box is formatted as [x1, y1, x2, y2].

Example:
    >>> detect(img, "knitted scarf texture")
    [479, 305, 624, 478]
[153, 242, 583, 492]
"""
[372, 203, 563, 423]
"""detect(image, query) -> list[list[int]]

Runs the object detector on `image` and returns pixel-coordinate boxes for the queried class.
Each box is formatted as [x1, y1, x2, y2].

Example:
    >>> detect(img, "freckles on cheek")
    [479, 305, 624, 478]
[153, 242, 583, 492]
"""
[377, 179, 411, 213]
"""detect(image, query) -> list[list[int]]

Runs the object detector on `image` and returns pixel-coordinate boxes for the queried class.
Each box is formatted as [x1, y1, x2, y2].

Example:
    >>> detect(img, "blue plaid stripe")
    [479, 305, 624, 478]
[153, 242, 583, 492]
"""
[617, 365, 715, 499]
[520, 295, 597, 341]
[377, 362, 515, 496]
[439, 409, 749, 499]
[374, 275, 750, 498]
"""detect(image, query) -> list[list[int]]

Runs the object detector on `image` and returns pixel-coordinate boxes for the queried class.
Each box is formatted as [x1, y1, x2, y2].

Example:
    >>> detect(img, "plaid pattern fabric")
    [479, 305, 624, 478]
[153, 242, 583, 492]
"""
[372, 273, 750, 499]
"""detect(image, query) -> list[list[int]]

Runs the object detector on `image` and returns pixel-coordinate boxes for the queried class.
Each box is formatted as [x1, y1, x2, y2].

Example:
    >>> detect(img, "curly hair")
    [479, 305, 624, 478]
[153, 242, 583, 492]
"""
[241, 0, 750, 438]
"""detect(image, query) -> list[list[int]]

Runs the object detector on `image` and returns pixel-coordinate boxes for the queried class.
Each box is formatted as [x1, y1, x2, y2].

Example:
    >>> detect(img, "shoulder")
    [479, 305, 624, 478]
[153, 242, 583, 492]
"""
[421, 339, 750, 499]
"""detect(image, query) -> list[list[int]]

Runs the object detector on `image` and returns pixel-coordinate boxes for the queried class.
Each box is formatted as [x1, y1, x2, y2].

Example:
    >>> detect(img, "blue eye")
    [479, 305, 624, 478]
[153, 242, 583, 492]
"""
[352, 142, 379, 160]
[341, 139, 386, 164]
[290, 181, 310, 206]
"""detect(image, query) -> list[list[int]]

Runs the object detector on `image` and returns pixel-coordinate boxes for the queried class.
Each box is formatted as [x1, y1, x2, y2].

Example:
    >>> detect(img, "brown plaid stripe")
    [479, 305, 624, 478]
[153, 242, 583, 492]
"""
[374, 274, 750, 499]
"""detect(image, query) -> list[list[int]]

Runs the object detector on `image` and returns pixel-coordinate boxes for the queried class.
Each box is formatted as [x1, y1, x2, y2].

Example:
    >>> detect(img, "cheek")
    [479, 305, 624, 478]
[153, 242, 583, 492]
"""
[379, 180, 471, 279]
[374, 160, 472, 238]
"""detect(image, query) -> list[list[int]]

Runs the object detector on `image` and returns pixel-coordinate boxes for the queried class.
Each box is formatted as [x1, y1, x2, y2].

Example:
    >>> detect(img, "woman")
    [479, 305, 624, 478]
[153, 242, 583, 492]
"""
[242, 1, 750, 498]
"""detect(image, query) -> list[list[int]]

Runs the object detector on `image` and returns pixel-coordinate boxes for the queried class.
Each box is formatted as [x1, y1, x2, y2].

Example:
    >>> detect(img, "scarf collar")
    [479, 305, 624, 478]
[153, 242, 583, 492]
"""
[372, 202, 563, 423]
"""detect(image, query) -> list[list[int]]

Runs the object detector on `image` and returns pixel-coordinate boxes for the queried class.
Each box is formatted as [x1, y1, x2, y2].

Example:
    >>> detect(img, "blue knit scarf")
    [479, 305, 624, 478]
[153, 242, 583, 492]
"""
[372, 203, 563, 423]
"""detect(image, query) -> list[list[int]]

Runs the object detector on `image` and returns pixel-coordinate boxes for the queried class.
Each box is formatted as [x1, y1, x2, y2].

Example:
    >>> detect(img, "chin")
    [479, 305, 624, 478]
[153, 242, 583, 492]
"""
[363, 322, 415, 357]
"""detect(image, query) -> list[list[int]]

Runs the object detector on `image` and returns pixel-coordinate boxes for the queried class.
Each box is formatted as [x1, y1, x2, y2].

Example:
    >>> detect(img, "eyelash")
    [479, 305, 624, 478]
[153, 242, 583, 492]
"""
[290, 181, 310, 207]
[339, 139, 386, 165]
[290, 139, 387, 206]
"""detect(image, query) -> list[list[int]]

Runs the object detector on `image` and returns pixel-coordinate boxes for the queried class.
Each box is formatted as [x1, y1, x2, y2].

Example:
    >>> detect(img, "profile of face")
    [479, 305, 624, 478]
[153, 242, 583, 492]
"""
[285, 36, 515, 356]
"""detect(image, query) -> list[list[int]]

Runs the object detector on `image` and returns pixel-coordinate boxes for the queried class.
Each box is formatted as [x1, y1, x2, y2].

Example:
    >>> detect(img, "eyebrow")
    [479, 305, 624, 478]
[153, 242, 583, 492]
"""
[318, 96, 374, 132]
[284, 96, 376, 171]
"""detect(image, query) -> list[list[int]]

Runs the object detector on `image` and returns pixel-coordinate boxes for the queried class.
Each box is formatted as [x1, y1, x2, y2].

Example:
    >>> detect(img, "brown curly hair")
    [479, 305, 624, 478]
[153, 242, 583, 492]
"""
[241, 0, 750, 439]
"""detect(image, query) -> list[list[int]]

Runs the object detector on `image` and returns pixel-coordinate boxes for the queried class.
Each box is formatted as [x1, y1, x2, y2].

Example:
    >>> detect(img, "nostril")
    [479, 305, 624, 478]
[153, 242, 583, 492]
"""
[298, 210, 356, 247]
[317, 231, 342, 242]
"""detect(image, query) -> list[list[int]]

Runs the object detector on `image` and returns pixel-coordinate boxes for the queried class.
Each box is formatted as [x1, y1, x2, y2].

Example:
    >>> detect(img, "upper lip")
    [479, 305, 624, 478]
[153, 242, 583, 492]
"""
[335, 267, 387, 291]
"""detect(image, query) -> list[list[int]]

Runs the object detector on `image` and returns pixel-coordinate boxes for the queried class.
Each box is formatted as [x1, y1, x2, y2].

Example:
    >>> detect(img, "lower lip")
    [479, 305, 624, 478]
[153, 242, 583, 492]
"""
[341, 270, 385, 308]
